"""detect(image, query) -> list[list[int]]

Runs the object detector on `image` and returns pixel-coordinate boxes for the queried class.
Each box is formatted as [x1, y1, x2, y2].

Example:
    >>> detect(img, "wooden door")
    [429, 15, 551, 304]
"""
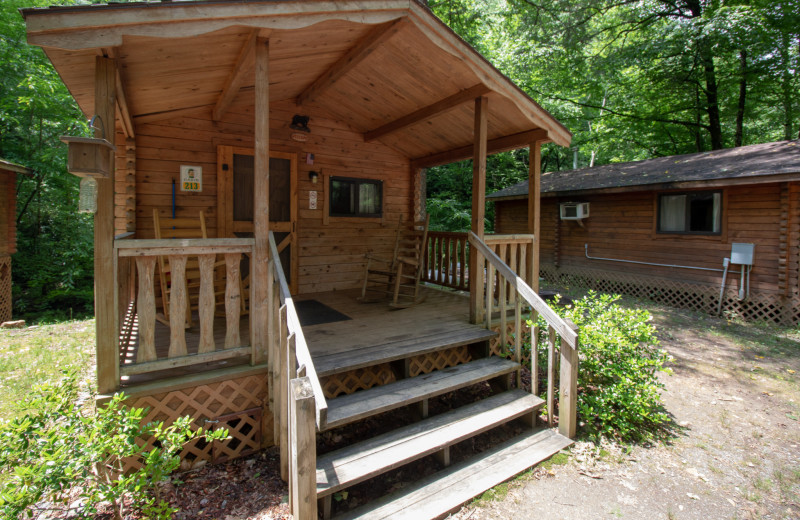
[217, 146, 298, 294]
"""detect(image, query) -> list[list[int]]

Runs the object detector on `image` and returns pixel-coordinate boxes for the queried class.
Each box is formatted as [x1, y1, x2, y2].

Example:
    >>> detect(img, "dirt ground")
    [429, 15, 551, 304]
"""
[449, 302, 800, 520]
[162, 300, 800, 520]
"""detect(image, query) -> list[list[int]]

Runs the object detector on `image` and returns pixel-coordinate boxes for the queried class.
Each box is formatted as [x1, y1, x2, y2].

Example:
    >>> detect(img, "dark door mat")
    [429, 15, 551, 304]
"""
[294, 299, 352, 327]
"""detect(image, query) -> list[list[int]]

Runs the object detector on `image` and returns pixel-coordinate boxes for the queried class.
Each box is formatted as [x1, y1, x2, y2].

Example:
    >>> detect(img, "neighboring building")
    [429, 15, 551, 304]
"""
[489, 140, 800, 324]
[0, 159, 30, 324]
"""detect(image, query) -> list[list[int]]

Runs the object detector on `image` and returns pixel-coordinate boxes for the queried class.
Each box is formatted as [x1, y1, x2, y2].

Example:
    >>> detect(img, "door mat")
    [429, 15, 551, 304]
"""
[294, 299, 352, 327]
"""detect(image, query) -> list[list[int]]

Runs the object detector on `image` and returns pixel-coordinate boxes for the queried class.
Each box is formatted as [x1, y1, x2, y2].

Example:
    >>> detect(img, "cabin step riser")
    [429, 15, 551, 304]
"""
[317, 389, 544, 497]
[336, 429, 573, 520]
[323, 357, 520, 431]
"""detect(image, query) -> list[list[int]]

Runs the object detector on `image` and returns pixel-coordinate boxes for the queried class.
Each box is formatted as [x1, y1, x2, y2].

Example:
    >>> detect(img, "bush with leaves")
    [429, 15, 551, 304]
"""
[529, 291, 672, 442]
[0, 373, 228, 519]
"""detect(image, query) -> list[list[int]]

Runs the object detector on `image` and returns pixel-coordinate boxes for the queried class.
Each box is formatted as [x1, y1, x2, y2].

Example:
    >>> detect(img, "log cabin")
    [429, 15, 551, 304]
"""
[22, 1, 580, 517]
[0, 159, 30, 325]
[489, 140, 800, 325]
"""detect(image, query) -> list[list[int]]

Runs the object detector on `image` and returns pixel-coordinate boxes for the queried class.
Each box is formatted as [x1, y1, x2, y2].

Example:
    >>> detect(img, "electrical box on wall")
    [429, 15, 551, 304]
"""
[560, 202, 590, 220]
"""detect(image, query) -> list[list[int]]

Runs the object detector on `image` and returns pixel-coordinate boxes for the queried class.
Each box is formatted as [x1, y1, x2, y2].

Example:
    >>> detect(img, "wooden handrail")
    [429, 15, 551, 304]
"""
[483, 233, 534, 245]
[268, 232, 328, 428]
[469, 232, 576, 345]
[115, 237, 254, 257]
[468, 231, 579, 438]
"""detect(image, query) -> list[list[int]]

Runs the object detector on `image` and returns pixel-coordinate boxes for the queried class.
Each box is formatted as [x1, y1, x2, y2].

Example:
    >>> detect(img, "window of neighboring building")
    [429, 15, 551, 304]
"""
[329, 177, 382, 218]
[657, 190, 722, 234]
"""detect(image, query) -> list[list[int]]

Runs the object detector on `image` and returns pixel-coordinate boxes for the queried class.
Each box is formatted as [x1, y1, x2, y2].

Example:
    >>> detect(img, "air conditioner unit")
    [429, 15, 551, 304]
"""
[560, 202, 590, 220]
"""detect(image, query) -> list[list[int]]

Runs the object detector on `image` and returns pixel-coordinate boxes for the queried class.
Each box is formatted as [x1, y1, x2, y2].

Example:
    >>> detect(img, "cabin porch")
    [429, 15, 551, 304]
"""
[117, 285, 475, 389]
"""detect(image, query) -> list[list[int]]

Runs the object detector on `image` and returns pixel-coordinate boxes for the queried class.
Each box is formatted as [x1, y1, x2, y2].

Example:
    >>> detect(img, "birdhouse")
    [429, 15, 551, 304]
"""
[60, 136, 116, 178]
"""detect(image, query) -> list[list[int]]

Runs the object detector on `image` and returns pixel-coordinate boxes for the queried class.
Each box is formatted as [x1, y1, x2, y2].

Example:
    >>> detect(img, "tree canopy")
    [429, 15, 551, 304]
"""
[2, 0, 93, 320]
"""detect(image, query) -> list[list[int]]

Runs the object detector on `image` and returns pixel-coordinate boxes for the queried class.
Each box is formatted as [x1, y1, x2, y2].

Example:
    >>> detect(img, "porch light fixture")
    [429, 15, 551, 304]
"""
[60, 114, 116, 214]
[308, 170, 319, 184]
[289, 114, 311, 132]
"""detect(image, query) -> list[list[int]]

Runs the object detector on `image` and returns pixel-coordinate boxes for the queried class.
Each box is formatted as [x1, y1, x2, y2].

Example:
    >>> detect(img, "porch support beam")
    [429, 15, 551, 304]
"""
[95, 56, 119, 394]
[115, 68, 134, 138]
[251, 37, 270, 366]
[213, 29, 258, 121]
[469, 96, 488, 324]
[527, 140, 543, 291]
[296, 18, 406, 106]
[364, 83, 490, 142]
[410, 128, 549, 169]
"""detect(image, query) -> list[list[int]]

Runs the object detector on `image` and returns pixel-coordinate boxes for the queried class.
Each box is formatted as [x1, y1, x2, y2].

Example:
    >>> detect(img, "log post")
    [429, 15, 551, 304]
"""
[251, 37, 270, 365]
[469, 96, 488, 323]
[290, 377, 317, 519]
[95, 56, 118, 394]
[559, 319, 579, 438]
[527, 140, 543, 292]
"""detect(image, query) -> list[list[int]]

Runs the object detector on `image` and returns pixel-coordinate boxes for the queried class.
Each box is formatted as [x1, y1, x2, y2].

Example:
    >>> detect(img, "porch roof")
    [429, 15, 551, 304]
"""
[22, 0, 571, 165]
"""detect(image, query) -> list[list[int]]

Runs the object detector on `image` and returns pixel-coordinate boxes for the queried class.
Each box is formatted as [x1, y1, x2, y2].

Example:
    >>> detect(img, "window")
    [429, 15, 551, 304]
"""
[657, 191, 722, 234]
[329, 177, 382, 218]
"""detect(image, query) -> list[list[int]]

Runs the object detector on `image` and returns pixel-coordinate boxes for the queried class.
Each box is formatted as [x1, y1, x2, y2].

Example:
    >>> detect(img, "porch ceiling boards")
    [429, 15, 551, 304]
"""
[22, 0, 571, 164]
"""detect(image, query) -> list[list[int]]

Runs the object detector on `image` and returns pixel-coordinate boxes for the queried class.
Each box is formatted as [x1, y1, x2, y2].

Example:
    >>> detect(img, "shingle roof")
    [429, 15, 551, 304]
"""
[487, 139, 800, 200]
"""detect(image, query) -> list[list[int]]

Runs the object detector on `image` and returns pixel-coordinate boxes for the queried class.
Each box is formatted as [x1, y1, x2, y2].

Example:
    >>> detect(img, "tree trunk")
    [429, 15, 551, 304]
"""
[734, 48, 747, 147]
[700, 42, 723, 149]
[779, 33, 795, 141]
[685, 0, 723, 150]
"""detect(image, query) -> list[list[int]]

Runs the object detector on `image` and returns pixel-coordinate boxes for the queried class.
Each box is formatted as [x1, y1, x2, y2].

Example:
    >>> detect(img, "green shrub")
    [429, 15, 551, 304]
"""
[0, 373, 228, 519]
[529, 291, 672, 442]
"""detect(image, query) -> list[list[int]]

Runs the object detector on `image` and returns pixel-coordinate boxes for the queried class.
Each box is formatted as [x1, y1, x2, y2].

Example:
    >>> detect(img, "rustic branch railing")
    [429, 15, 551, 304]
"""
[268, 231, 323, 520]
[468, 231, 579, 438]
[114, 238, 254, 377]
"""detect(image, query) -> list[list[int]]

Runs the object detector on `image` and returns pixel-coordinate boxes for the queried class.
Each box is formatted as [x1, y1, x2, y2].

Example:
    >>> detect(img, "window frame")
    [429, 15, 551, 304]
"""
[328, 176, 383, 218]
[656, 189, 723, 236]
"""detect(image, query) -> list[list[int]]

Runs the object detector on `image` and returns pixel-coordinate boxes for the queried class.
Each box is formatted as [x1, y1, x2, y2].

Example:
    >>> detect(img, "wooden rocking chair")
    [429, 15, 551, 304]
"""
[359, 215, 429, 308]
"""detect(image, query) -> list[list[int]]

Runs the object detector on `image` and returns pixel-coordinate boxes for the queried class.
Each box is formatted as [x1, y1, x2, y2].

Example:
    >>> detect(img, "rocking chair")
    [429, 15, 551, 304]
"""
[359, 215, 429, 308]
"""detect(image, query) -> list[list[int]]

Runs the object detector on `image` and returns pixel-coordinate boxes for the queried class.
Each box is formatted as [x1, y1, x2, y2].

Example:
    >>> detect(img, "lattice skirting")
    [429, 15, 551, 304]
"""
[0, 255, 11, 324]
[123, 371, 270, 471]
[407, 345, 471, 377]
[541, 264, 800, 325]
[321, 363, 396, 398]
[489, 321, 532, 366]
[319, 346, 473, 398]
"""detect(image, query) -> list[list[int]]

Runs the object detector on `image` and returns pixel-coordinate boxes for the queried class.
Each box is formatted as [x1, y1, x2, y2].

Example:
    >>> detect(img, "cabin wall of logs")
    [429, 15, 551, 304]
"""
[494, 181, 800, 324]
[124, 97, 415, 296]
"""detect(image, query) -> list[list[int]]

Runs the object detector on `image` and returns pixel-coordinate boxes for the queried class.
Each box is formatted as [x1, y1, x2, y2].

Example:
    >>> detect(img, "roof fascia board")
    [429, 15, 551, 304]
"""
[488, 171, 800, 201]
[24, 1, 412, 50]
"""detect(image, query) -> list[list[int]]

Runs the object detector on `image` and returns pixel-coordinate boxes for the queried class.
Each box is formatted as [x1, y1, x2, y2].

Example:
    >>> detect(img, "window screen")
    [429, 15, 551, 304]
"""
[657, 191, 721, 234]
[330, 177, 382, 218]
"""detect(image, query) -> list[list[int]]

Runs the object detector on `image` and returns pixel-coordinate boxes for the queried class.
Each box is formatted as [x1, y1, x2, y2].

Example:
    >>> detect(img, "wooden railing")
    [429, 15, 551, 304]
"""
[114, 238, 255, 377]
[423, 232, 537, 292]
[268, 231, 324, 520]
[468, 231, 579, 438]
[423, 231, 470, 291]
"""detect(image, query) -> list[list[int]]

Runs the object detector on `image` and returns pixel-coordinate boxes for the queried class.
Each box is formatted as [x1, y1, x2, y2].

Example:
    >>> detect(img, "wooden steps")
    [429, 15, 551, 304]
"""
[324, 357, 518, 430]
[314, 327, 497, 377]
[317, 389, 544, 498]
[336, 428, 573, 520]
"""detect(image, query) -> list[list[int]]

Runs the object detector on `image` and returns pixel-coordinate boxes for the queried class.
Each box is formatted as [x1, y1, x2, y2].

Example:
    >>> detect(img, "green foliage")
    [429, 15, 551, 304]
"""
[0, 373, 228, 519]
[530, 292, 673, 442]
[1, 0, 94, 322]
